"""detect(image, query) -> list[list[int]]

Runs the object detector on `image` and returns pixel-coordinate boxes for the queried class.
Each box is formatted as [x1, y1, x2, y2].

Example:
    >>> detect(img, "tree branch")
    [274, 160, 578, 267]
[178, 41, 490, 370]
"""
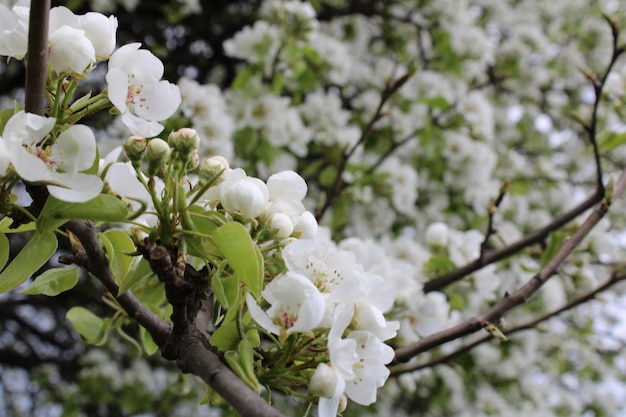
[392, 270, 626, 375]
[65, 220, 171, 346]
[394, 168, 626, 363]
[422, 186, 603, 293]
[175, 332, 289, 417]
[24, 0, 50, 115]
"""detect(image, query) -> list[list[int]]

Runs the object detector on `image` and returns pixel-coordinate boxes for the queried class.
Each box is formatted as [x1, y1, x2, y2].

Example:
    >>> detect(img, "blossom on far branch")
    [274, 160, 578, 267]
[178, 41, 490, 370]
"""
[106, 43, 182, 137]
[0, 111, 102, 202]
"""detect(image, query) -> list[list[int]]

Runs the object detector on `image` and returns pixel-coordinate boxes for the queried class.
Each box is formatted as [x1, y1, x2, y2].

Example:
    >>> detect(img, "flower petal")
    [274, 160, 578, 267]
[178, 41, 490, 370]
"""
[47, 172, 103, 203]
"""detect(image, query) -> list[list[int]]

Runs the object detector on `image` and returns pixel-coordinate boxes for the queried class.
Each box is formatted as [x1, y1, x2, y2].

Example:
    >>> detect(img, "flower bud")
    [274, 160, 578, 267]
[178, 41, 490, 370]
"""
[144, 138, 171, 176]
[187, 150, 200, 171]
[269, 213, 294, 239]
[221, 177, 269, 219]
[425, 222, 449, 248]
[200, 155, 230, 182]
[123, 135, 147, 167]
[293, 211, 318, 239]
[168, 127, 200, 155]
[48, 26, 95, 75]
[309, 363, 339, 399]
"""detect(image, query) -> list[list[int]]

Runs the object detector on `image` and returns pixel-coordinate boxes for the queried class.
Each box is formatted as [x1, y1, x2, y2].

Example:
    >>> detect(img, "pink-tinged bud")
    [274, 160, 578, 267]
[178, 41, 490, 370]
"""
[168, 127, 200, 155]
[123, 135, 147, 167]
[145, 138, 171, 176]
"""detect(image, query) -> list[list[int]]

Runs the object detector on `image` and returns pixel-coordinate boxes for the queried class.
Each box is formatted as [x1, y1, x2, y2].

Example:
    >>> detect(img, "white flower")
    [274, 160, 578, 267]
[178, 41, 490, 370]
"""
[282, 239, 361, 306]
[78, 12, 117, 60]
[0, 0, 28, 58]
[1, 111, 102, 202]
[48, 25, 95, 75]
[412, 291, 449, 337]
[104, 161, 159, 227]
[318, 304, 394, 416]
[217, 168, 269, 218]
[246, 271, 325, 335]
[106, 43, 181, 137]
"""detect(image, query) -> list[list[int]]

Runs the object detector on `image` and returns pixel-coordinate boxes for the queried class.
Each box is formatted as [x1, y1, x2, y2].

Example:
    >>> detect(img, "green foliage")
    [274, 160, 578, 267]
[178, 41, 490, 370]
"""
[212, 221, 264, 299]
[37, 195, 130, 232]
[0, 231, 57, 294]
[66, 306, 107, 345]
[20, 266, 79, 296]
[99, 229, 136, 286]
[0, 232, 8, 271]
[598, 130, 626, 153]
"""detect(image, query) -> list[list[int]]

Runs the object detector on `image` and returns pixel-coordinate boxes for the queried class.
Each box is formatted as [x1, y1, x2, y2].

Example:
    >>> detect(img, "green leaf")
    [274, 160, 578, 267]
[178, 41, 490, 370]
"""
[66, 306, 107, 345]
[541, 232, 565, 267]
[102, 230, 136, 286]
[422, 253, 457, 279]
[236, 338, 260, 392]
[0, 107, 16, 134]
[0, 217, 36, 233]
[419, 96, 450, 111]
[210, 320, 240, 352]
[224, 349, 259, 392]
[0, 232, 8, 271]
[37, 195, 130, 232]
[118, 257, 154, 295]
[0, 231, 58, 294]
[319, 165, 338, 187]
[140, 326, 159, 356]
[598, 131, 626, 153]
[20, 267, 79, 296]
[211, 222, 263, 298]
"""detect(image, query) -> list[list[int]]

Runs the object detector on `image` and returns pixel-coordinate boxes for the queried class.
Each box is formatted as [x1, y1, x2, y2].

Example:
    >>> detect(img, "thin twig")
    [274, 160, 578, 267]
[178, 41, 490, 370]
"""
[315, 70, 414, 220]
[392, 271, 626, 375]
[394, 168, 626, 363]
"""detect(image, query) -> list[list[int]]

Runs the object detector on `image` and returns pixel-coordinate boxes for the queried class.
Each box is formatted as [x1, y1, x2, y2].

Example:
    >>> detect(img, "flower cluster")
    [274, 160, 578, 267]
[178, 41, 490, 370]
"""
[247, 238, 399, 416]
[0, 3, 181, 205]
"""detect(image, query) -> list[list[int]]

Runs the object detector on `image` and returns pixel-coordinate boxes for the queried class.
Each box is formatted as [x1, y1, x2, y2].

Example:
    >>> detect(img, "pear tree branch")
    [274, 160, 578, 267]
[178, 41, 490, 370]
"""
[392, 270, 626, 375]
[394, 168, 626, 363]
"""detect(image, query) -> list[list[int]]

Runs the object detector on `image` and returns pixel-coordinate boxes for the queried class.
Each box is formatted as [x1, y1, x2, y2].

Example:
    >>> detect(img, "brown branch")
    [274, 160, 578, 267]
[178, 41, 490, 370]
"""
[394, 168, 626, 364]
[479, 182, 509, 259]
[392, 271, 626, 375]
[67, 221, 288, 417]
[315, 70, 414, 221]
[423, 186, 603, 293]
[24, 0, 50, 115]
[176, 331, 289, 417]
[424, 18, 624, 294]
[65, 220, 171, 346]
